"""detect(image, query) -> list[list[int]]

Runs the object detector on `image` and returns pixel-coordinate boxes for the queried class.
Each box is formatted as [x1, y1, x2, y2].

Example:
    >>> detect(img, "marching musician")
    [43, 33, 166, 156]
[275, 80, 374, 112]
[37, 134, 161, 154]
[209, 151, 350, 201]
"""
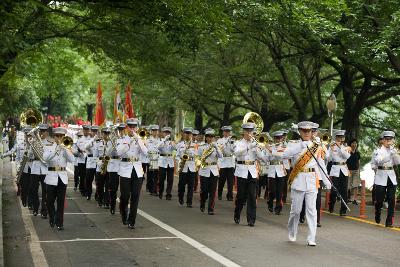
[116, 118, 148, 229]
[93, 127, 111, 208]
[43, 127, 75, 230]
[2, 127, 34, 207]
[216, 126, 236, 201]
[197, 129, 223, 215]
[146, 125, 161, 196]
[266, 131, 287, 215]
[373, 131, 400, 227]
[158, 127, 176, 200]
[192, 129, 200, 193]
[279, 121, 331, 246]
[257, 137, 269, 200]
[74, 125, 91, 196]
[176, 127, 197, 207]
[327, 130, 351, 216]
[140, 126, 151, 193]
[233, 123, 268, 227]
[105, 123, 125, 215]
[72, 130, 83, 192]
[84, 125, 100, 201]
[281, 130, 291, 203]
[29, 124, 52, 218]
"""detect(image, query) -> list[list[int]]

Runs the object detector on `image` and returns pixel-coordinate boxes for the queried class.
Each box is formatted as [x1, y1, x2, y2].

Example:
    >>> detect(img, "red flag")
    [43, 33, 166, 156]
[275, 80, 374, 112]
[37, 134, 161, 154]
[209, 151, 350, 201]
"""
[95, 81, 105, 126]
[125, 81, 135, 119]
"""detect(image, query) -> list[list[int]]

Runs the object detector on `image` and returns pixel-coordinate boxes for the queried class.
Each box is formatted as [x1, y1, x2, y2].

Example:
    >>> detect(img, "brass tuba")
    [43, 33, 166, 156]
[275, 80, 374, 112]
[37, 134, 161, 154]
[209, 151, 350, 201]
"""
[243, 112, 264, 135]
[20, 108, 45, 163]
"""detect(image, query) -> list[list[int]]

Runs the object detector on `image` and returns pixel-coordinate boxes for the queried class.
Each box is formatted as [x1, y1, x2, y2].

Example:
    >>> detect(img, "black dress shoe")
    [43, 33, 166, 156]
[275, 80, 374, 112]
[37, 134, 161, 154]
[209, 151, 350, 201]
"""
[128, 224, 135, 229]
[57, 226, 64, 231]
[22, 202, 27, 207]
[49, 221, 55, 228]
[208, 211, 214, 215]
[28, 206, 33, 210]
[234, 217, 240, 224]
[299, 217, 305, 223]
[248, 222, 255, 227]
[166, 195, 172, 200]
[375, 215, 381, 224]
[317, 222, 322, 227]
[179, 200, 184, 205]
[33, 211, 38, 216]
[340, 213, 347, 217]
[385, 224, 393, 228]
[275, 210, 281, 215]
[86, 196, 91, 201]
[218, 196, 222, 200]
[268, 207, 273, 213]
[73, 187, 77, 191]
[110, 208, 115, 215]
[41, 214, 47, 219]
[159, 194, 163, 199]
[329, 207, 333, 213]
[200, 207, 205, 212]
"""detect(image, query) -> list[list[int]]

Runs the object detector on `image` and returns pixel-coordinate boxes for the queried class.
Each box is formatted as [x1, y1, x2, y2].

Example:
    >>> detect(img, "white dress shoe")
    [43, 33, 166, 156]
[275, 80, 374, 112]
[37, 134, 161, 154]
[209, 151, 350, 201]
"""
[288, 234, 296, 242]
[307, 241, 317, 246]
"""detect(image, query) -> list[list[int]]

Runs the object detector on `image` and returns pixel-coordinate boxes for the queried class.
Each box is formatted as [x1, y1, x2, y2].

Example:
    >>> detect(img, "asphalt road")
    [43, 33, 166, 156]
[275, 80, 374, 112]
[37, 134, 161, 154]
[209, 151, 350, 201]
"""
[2, 160, 400, 267]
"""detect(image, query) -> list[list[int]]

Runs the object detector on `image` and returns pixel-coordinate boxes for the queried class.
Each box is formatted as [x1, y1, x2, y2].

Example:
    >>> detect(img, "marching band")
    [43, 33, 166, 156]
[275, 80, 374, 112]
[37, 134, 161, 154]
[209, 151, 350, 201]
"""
[1, 108, 399, 247]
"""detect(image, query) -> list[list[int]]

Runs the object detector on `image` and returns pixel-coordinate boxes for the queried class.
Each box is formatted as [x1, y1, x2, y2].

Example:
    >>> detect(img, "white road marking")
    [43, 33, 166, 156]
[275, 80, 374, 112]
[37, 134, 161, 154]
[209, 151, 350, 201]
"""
[138, 209, 241, 267]
[19, 196, 49, 267]
[37, 236, 180, 243]
[29, 212, 104, 216]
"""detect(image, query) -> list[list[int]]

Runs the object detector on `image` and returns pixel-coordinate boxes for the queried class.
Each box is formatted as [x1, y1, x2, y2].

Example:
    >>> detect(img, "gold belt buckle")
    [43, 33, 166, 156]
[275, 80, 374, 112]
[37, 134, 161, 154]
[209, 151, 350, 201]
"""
[55, 166, 61, 171]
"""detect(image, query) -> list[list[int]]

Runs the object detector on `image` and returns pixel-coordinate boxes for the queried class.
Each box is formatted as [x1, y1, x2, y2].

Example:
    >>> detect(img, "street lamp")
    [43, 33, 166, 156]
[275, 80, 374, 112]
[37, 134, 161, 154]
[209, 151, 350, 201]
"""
[326, 94, 337, 136]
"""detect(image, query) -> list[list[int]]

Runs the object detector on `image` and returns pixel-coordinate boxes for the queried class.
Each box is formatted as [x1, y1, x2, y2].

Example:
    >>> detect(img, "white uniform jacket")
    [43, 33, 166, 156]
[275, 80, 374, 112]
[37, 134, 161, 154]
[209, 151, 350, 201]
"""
[85, 138, 100, 169]
[216, 137, 235, 168]
[280, 141, 331, 192]
[116, 135, 148, 178]
[373, 146, 400, 186]
[4, 141, 34, 173]
[105, 138, 120, 173]
[197, 143, 223, 177]
[73, 135, 90, 164]
[158, 139, 176, 168]
[326, 144, 351, 177]
[31, 138, 52, 175]
[43, 143, 75, 185]
[234, 139, 268, 179]
[146, 137, 160, 170]
[93, 139, 107, 172]
[176, 141, 197, 173]
[266, 143, 287, 178]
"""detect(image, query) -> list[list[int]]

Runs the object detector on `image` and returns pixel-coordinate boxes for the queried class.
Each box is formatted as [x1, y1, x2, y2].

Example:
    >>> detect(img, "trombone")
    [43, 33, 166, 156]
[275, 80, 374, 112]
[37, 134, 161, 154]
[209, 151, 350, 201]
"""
[138, 128, 150, 139]
[242, 112, 270, 148]
[60, 136, 73, 149]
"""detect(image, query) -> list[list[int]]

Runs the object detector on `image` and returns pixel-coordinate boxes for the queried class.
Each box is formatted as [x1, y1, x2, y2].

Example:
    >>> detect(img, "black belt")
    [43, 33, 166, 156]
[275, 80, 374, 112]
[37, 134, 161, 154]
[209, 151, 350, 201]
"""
[237, 161, 255, 165]
[160, 153, 173, 157]
[378, 166, 393, 170]
[111, 156, 119, 159]
[48, 167, 66, 171]
[121, 158, 139, 162]
[332, 162, 346, 165]
[87, 154, 93, 157]
[270, 161, 283, 165]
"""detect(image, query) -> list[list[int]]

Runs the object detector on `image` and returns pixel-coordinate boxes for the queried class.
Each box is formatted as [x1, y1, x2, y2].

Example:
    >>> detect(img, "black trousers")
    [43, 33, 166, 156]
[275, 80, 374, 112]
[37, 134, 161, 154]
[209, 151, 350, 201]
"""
[159, 167, 174, 197]
[267, 175, 285, 212]
[257, 175, 268, 199]
[200, 174, 218, 212]
[46, 177, 67, 227]
[329, 171, 348, 214]
[73, 165, 79, 188]
[95, 171, 107, 205]
[142, 163, 150, 191]
[234, 174, 257, 224]
[218, 167, 235, 200]
[119, 170, 143, 225]
[148, 169, 159, 194]
[30, 174, 46, 214]
[178, 171, 196, 205]
[108, 172, 119, 209]
[375, 178, 397, 225]
[300, 187, 322, 223]
[20, 171, 31, 206]
[85, 168, 96, 198]
[77, 163, 86, 193]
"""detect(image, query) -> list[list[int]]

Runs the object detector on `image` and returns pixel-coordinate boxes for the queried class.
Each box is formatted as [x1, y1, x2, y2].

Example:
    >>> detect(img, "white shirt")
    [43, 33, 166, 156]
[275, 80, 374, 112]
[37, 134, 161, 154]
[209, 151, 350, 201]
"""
[85, 137, 100, 169]
[31, 138, 52, 175]
[373, 146, 400, 186]
[43, 143, 75, 185]
[176, 140, 197, 173]
[158, 138, 176, 168]
[105, 138, 121, 173]
[146, 136, 160, 170]
[281, 141, 331, 192]
[234, 139, 268, 179]
[93, 139, 107, 172]
[216, 136, 235, 168]
[4, 140, 34, 173]
[73, 135, 90, 164]
[266, 143, 287, 178]
[116, 135, 148, 178]
[197, 143, 223, 177]
[326, 144, 351, 177]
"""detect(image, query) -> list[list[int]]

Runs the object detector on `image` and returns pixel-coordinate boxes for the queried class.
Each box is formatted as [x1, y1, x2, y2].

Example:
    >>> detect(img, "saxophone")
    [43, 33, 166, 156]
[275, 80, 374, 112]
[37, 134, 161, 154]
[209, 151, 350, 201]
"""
[100, 139, 110, 175]
[199, 143, 215, 169]
[178, 140, 191, 173]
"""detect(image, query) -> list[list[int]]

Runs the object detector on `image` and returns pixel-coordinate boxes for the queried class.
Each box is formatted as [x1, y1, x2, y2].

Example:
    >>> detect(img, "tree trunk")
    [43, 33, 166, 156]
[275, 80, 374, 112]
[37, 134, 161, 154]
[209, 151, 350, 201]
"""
[194, 106, 203, 131]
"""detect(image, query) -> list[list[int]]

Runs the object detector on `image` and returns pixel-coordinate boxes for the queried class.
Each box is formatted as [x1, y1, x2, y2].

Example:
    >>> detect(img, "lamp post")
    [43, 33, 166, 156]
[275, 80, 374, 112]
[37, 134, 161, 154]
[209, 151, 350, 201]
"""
[326, 94, 337, 137]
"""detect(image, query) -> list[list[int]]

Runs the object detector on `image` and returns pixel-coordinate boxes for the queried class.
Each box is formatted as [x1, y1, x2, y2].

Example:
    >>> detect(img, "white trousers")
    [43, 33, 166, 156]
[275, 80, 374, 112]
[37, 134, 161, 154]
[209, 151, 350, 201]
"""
[288, 189, 317, 243]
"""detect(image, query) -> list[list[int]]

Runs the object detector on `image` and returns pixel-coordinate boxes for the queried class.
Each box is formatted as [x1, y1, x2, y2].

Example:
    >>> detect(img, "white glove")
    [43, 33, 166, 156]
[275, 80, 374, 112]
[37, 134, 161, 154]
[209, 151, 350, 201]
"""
[249, 142, 258, 149]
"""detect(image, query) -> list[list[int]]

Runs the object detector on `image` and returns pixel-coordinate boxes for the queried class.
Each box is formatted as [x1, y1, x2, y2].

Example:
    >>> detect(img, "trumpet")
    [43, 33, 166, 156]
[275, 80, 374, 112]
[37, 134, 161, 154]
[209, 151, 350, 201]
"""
[138, 128, 150, 139]
[60, 136, 73, 149]
[321, 132, 331, 144]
